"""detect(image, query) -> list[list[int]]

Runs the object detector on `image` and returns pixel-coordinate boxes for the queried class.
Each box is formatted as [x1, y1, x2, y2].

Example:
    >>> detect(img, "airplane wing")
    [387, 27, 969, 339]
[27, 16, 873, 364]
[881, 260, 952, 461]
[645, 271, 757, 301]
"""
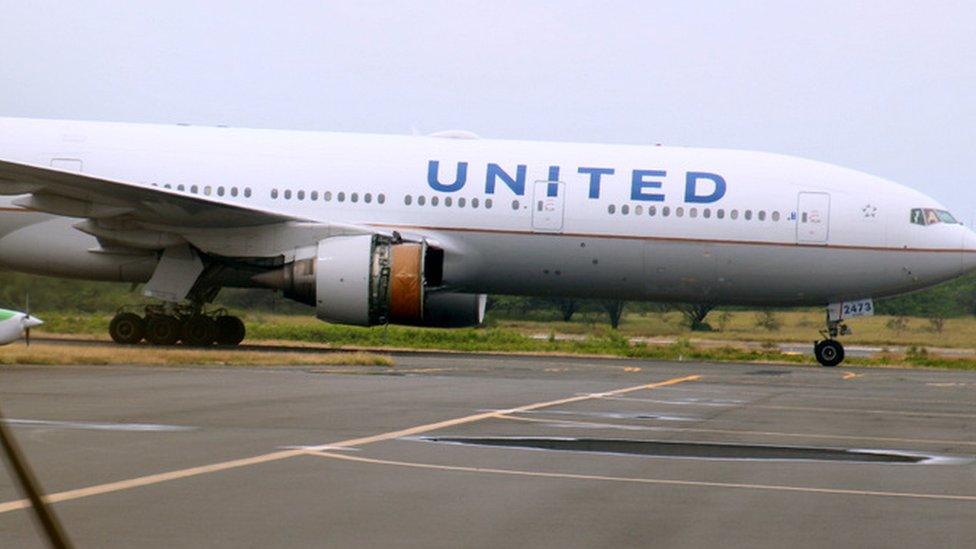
[0, 158, 379, 257]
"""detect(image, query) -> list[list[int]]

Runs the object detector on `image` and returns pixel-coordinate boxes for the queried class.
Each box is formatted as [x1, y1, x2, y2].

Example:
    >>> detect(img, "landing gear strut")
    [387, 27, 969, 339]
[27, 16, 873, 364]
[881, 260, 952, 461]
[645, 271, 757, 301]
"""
[109, 304, 245, 347]
[814, 319, 848, 367]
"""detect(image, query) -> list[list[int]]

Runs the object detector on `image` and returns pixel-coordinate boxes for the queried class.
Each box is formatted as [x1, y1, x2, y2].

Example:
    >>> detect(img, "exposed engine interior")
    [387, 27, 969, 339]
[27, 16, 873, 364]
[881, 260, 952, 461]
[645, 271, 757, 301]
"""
[252, 235, 485, 328]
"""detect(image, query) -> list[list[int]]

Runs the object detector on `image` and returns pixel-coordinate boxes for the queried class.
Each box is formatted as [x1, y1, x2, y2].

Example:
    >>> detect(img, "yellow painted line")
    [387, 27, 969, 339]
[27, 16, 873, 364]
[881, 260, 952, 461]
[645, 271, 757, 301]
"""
[0, 374, 700, 515]
[0, 449, 306, 514]
[842, 372, 862, 380]
[623, 367, 642, 373]
[498, 414, 976, 447]
[308, 451, 976, 502]
[302, 374, 701, 451]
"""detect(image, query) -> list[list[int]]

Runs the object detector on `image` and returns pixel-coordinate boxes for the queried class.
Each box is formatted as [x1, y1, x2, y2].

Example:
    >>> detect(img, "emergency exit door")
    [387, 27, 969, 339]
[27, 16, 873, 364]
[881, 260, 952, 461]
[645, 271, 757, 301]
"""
[796, 192, 830, 244]
[532, 180, 565, 231]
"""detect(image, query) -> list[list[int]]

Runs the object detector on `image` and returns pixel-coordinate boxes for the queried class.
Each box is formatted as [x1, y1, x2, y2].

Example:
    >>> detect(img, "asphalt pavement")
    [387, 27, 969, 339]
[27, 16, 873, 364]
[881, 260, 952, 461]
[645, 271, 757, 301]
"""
[0, 354, 974, 548]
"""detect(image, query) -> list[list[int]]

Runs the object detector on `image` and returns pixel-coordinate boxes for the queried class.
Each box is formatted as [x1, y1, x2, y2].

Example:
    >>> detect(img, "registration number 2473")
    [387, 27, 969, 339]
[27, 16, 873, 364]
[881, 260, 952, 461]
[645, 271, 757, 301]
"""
[828, 299, 874, 322]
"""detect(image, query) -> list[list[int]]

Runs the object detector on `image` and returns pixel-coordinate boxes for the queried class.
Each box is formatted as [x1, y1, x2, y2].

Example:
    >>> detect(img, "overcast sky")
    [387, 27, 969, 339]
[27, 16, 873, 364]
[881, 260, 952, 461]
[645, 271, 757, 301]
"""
[1, 1, 974, 214]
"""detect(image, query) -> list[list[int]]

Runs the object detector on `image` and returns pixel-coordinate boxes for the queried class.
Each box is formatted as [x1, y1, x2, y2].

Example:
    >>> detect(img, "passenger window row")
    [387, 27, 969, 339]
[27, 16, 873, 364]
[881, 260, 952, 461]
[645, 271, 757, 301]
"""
[270, 189, 387, 205]
[404, 195, 494, 209]
[156, 183, 253, 199]
[608, 204, 781, 222]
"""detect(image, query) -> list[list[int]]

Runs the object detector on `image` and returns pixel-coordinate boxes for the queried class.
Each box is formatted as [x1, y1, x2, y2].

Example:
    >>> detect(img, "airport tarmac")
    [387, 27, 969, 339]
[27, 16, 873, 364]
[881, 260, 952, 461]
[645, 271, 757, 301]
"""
[0, 354, 974, 548]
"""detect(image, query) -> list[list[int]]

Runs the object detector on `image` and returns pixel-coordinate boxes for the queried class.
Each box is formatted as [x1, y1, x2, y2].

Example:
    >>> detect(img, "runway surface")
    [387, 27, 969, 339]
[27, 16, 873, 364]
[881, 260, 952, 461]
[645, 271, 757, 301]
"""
[0, 354, 974, 548]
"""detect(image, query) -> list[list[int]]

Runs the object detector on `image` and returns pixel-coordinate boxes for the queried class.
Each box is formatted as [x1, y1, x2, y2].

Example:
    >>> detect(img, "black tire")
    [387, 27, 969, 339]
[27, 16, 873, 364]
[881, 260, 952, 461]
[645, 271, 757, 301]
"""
[182, 315, 217, 346]
[215, 316, 246, 346]
[145, 315, 181, 346]
[814, 339, 844, 367]
[109, 313, 144, 344]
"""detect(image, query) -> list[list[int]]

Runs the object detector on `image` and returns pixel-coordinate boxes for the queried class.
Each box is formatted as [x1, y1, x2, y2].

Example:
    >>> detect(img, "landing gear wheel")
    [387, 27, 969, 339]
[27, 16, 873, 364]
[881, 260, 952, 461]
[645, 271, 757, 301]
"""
[109, 313, 144, 344]
[215, 316, 245, 346]
[182, 315, 217, 346]
[814, 339, 844, 367]
[145, 315, 181, 346]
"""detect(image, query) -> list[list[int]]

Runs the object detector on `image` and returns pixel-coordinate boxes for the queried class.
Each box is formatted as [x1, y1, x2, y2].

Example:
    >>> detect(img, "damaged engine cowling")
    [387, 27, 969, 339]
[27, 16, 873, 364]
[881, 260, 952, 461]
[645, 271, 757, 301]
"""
[252, 234, 486, 327]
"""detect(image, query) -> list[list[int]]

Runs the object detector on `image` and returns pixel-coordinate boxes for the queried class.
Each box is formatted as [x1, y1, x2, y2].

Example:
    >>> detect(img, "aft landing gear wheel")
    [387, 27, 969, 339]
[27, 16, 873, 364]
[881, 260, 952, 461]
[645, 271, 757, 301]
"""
[182, 315, 217, 346]
[215, 316, 245, 346]
[146, 315, 181, 346]
[814, 339, 845, 367]
[109, 312, 145, 344]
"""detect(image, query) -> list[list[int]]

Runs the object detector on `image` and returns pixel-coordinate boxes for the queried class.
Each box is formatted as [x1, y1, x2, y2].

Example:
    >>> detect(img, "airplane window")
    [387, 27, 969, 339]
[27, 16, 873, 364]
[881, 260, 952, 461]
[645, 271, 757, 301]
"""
[164, 183, 172, 189]
[772, 211, 780, 221]
[230, 187, 238, 197]
[758, 210, 766, 221]
[285, 189, 293, 200]
[271, 189, 278, 199]
[608, 204, 616, 214]
[703, 208, 711, 219]
[676, 207, 684, 217]
[717, 209, 725, 219]
[458, 197, 466, 208]
[404, 195, 412, 205]
[444, 196, 452, 207]
[690, 207, 698, 218]
[485, 198, 493, 209]
[351, 193, 359, 203]
[471, 197, 479, 208]
[204, 186, 212, 196]
[649, 205, 656, 216]
[217, 187, 225, 196]
[191, 185, 199, 194]
[311, 191, 318, 201]
[662, 206, 670, 217]
[378, 194, 386, 204]
[744, 210, 752, 220]
[297, 190, 305, 200]
[431, 196, 439, 206]
[621, 204, 630, 215]
[338, 192, 346, 202]
[365, 193, 372, 203]
[417, 195, 426, 206]
[730, 209, 739, 219]
[635, 205, 643, 215]
[937, 210, 958, 224]
[511, 200, 520, 210]
[244, 188, 252, 198]
[324, 191, 332, 201]
[909, 208, 957, 225]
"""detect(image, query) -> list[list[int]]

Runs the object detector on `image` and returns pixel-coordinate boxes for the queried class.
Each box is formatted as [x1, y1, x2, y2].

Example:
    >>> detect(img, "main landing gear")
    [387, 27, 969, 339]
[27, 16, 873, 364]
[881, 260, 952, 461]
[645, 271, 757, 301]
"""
[109, 304, 245, 347]
[813, 318, 849, 367]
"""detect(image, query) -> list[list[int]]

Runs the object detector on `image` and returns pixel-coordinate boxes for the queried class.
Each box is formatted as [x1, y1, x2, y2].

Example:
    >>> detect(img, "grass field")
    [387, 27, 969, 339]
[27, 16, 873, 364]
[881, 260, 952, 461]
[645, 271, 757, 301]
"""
[19, 309, 976, 370]
[36, 309, 976, 348]
[493, 309, 976, 348]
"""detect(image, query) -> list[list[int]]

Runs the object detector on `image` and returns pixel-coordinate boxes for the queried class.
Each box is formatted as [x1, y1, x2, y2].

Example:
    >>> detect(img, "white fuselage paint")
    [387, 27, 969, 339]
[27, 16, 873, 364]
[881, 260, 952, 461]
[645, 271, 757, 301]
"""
[1, 117, 975, 306]
[0, 309, 42, 345]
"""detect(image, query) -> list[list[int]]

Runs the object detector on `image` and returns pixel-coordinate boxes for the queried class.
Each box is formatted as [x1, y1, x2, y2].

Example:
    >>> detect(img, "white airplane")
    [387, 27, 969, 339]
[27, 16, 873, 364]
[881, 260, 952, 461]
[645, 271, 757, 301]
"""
[0, 117, 972, 366]
[0, 308, 42, 345]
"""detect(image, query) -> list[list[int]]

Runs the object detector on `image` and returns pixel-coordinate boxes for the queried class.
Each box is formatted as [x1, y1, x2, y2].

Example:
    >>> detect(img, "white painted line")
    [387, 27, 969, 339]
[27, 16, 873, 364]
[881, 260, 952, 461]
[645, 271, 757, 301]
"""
[308, 451, 976, 502]
[3, 419, 196, 432]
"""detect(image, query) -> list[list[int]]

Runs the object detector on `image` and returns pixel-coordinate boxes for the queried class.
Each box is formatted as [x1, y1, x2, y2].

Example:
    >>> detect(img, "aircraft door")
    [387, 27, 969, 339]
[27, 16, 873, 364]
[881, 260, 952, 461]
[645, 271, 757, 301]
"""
[532, 180, 565, 232]
[796, 192, 830, 244]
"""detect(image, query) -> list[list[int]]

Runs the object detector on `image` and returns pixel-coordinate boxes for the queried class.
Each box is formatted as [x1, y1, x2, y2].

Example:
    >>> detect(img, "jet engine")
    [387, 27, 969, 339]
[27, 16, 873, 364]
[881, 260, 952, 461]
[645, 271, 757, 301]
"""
[253, 235, 485, 328]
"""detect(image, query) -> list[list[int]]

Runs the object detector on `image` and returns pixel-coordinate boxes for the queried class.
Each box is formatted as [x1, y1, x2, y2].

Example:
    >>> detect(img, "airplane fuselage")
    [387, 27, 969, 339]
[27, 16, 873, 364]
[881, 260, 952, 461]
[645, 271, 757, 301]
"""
[0, 117, 974, 307]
